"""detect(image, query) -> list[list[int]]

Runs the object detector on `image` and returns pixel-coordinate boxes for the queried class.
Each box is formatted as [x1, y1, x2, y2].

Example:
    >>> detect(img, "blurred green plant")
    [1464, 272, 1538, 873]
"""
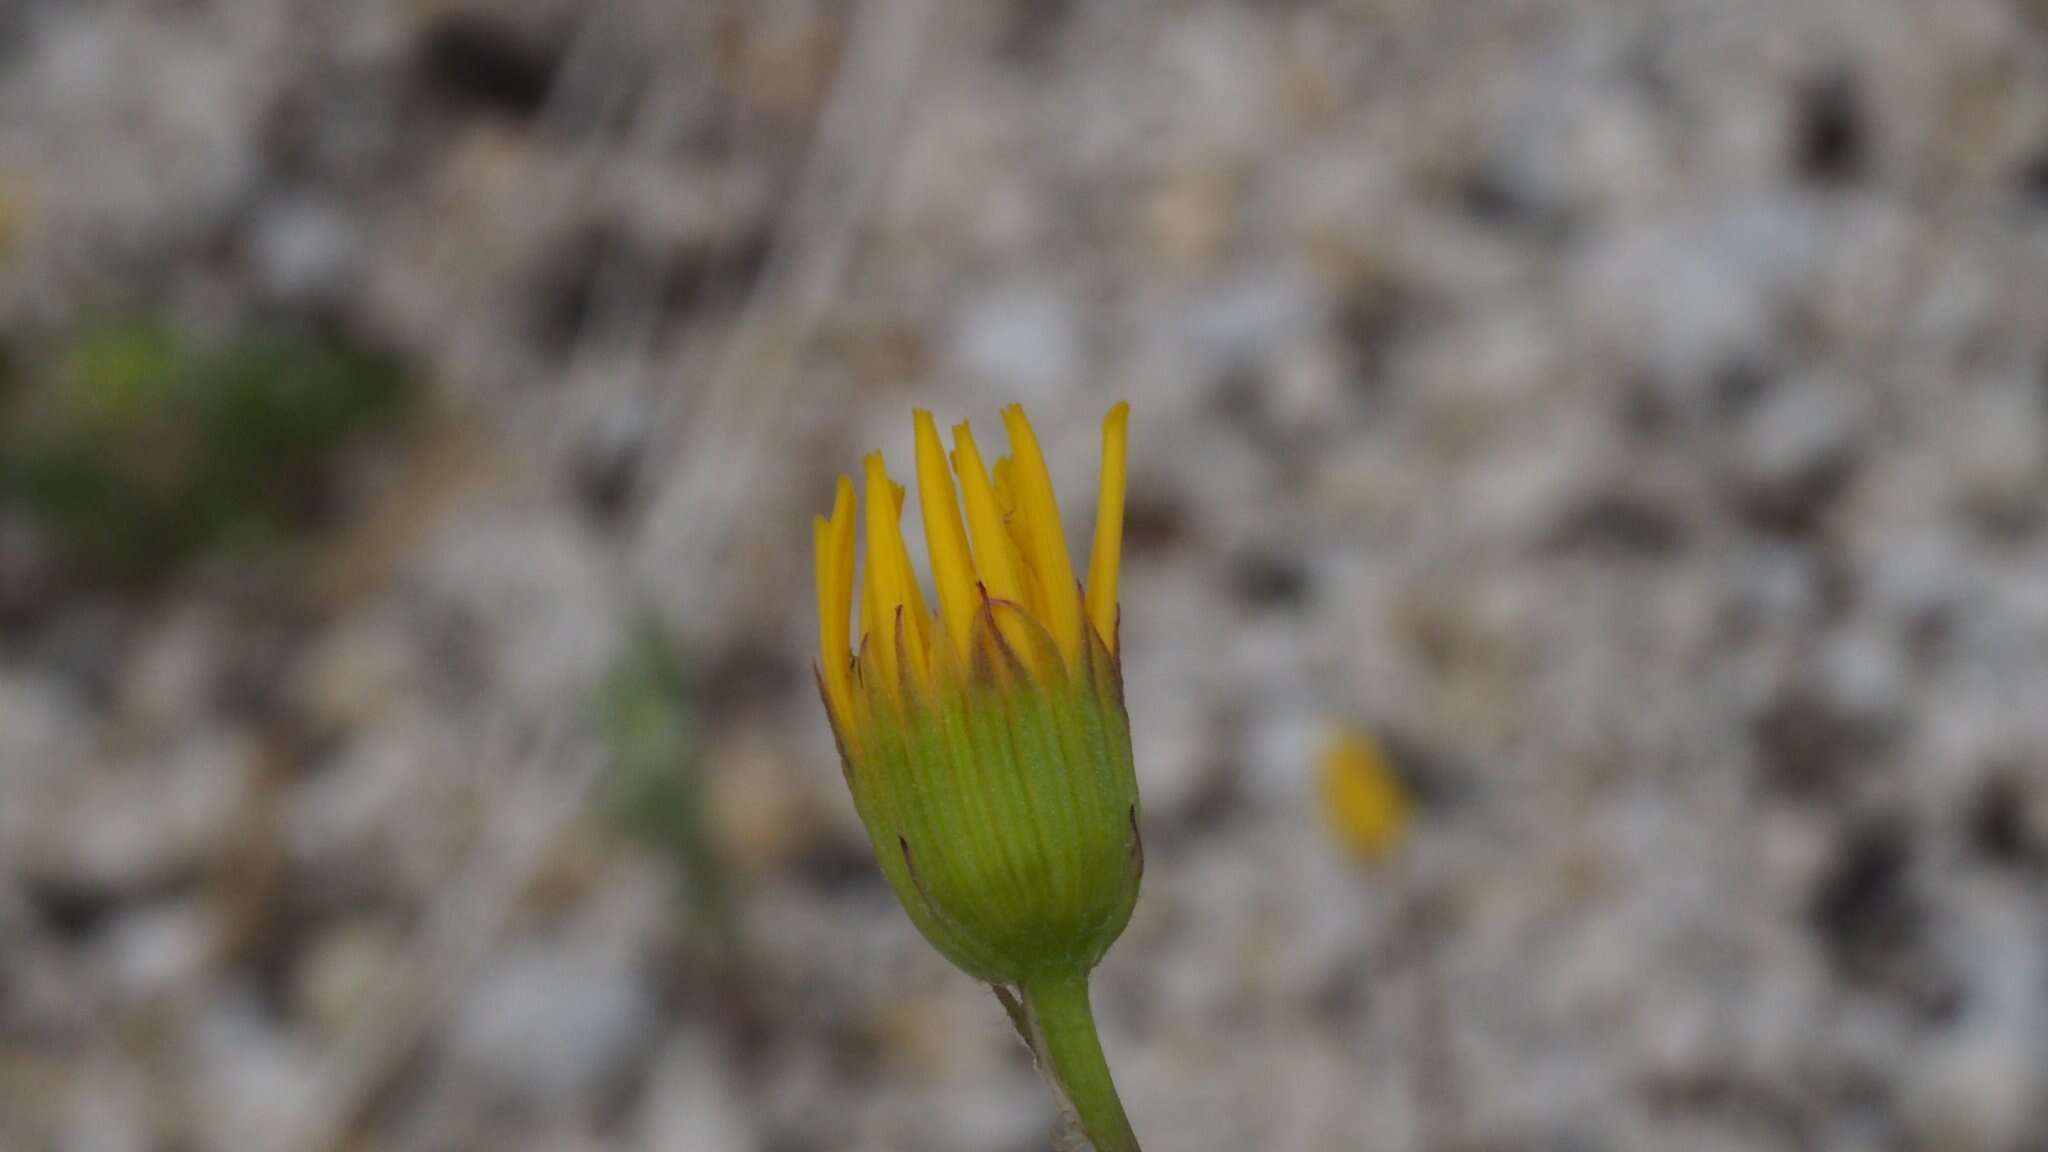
[0, 317, 411, 581]
[595, 621, 737, 956]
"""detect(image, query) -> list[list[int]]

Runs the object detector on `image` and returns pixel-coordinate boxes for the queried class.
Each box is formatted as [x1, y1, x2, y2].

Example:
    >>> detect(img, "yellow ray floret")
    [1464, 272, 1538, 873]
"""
[1319, 724, 1411, 861]
[862, 453, 930, 696]
[1000, 406, 1083, 668]
[814, 476, 857, 730]
[914, 411, 979, 665]
[814, 404, 1129, 741]
[949, 422, 1026, 608]
[1085, 402, 1128, 653]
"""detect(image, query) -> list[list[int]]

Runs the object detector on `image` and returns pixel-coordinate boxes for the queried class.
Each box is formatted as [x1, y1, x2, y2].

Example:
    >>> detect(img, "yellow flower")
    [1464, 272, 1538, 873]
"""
[1319, 723, 1412, 861]
[811, 403, 1139, 985]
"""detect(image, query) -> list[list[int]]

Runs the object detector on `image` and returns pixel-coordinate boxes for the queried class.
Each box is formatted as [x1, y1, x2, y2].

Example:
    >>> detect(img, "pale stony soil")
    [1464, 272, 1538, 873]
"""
[3, 2, 2048, 1151]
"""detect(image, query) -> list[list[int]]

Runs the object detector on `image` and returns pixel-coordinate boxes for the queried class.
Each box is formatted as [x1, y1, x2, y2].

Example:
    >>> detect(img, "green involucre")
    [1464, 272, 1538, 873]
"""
[834, 625, 1141, 986]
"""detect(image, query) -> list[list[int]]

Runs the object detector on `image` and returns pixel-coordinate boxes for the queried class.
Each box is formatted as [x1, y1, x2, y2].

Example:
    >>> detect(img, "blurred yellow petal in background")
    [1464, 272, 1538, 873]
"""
[1319, 723, 1412, 862]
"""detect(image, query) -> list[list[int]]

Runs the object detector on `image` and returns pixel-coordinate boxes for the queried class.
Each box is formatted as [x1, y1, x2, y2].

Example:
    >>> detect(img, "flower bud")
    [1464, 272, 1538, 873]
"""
[814, 404, 1140, 984]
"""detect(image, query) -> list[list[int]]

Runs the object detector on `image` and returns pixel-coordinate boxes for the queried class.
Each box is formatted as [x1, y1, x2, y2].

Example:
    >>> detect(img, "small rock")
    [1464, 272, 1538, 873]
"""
[1947, 385, 2045, 532]
[1729, 375, 1862, 532]
[246, 194, 363, 308]
[947, 279, 1080, 408]
[1575, 199, 1819, 402]
[1241, 706, 1324, 813]
[928, 1076, 1046, 1152]
[37, 603, 132, 705]
[1144, 163, 1239, 278]
[286, 710, 463, 883]
[708, 728, 816, 876]
[21, 7, 261, 251]
[291, 613, 419, 738]
[63, 1056, 153, 1152]
[425, 514, 620, 709]
[635, 1038, 756, 1152]
[98, 899, 214, 1004]
[567, 404, 649, 527]
[294, 919, 402, 1040]
[191, 990, 321, 1152]
[1183, 264, 1320, 373]
[1861, 527, 1973, 644]
[1902, 884, 2043, 1152]
[450, 934, 655, 1111]
[1818, 624, 1908, 732]
[20, 733, 257, 908]
[0, 670, 89, 829]
[120, 606, 222, 732]
[1729, 542, 1828, 634]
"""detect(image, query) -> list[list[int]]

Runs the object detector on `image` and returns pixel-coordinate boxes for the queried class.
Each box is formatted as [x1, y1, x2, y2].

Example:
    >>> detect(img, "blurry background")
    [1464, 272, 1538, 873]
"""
[3, 1, 2048, 1150]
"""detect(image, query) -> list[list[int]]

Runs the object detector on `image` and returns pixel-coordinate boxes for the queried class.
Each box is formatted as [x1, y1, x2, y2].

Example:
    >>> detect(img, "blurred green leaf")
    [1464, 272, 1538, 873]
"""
[0, 317, 412, 581]
[596, 621, 735, 949]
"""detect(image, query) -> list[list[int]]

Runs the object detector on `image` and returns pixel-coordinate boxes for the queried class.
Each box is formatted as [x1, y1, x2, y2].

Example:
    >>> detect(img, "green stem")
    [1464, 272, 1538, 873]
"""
[1022, 974, 1141, 1152]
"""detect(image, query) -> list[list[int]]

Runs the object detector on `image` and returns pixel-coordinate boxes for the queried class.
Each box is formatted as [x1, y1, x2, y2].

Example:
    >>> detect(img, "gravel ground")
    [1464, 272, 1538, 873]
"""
[3, 2, 2048, 1151]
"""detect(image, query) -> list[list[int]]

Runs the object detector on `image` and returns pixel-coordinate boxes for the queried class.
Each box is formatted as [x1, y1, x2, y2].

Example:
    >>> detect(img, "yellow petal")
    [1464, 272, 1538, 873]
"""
[857, 494, 884, 679]
[950, 423, 1025, 607]
[987, 456, 1042, 617]
[1320, 725, 1411, 861]
[1084, 402, 1128, 654]
[815, 476, 857, 732]
[858, 546, 884, 677]
[1000, 406, 1083, 669]
[992, 457, 1018, 519]
[915, 411, 979, 666]
[862, 453, 932, 697]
